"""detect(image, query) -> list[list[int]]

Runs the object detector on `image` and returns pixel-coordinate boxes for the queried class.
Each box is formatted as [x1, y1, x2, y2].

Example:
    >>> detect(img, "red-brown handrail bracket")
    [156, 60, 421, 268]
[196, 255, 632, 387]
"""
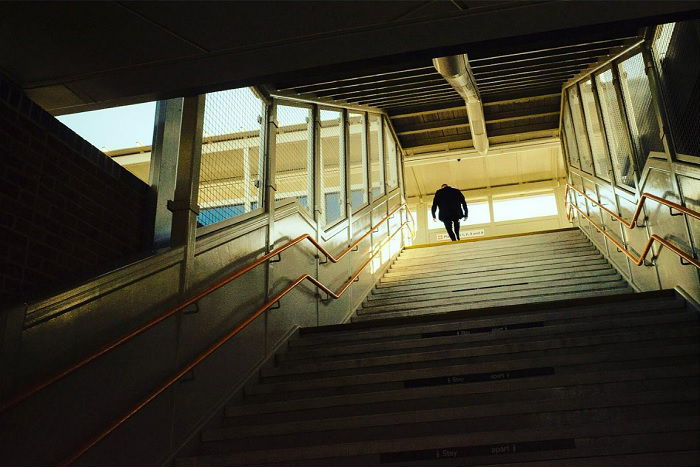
[59, 217, 411, 466]
[0, 202, 410, 416]
[564, 184, 700, 269]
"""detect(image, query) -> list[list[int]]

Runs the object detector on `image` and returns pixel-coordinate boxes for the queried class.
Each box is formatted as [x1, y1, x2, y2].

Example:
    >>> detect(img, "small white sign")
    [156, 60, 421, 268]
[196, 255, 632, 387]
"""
[436, 229, 485, 241]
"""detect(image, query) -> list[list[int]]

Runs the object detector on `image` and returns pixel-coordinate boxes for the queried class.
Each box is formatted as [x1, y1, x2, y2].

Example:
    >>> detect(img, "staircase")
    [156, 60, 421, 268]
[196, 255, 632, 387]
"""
[178, 230, 700, 466]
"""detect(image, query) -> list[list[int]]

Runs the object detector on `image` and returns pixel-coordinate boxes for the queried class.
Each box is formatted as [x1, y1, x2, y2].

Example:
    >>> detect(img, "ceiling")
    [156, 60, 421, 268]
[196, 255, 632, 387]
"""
[1, 1, 697, 115]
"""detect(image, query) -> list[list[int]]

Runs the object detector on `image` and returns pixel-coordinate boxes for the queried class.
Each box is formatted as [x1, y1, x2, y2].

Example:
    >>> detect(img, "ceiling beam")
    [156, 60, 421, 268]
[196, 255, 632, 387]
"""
[341, 82, 452, 102]
[390, 92, 561, 118]
[396, 111, 560, 136]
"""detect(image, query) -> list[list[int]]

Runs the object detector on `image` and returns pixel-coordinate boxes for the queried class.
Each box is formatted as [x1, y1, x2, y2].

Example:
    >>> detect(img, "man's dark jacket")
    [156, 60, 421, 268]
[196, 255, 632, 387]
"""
[431, 186, 468, 221]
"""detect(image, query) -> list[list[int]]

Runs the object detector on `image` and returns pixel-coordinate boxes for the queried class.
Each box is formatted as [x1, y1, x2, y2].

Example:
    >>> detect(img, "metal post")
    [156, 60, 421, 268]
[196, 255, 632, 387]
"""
[311, 105, 320, 222]
[149, 98, 184, 249]
[168, 94, 205, 293]
[243, 146, 251, 213]
[343, 109, 353, 242]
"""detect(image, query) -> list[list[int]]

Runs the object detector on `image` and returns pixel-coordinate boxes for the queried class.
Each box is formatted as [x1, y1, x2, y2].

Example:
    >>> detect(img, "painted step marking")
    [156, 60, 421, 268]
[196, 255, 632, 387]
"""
[421, 321, 545, 338]
[380, 438, 576, 463]
[403, 367, 555, 388]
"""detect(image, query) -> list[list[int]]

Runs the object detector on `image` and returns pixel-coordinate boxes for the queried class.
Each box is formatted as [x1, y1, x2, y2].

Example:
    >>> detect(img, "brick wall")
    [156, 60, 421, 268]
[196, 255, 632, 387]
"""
[0, 77, 152, 307]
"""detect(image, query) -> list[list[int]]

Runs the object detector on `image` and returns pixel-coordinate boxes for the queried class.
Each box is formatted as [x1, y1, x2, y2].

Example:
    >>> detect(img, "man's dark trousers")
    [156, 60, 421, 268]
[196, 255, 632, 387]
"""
[443, 220, 460, 241]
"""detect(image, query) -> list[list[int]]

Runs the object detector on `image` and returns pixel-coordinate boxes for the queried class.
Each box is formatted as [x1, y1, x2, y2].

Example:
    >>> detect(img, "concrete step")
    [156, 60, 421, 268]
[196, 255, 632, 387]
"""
[377, 257, 608, 287]
[363, 273, 623, 309]
[393, 240, 593, 269]
[193, 403, 700, 457]
[210, 380, 700, 440]
[230, 359, 699, 415]
[225, 374, 698, 427]
[267, 320, 698, 377]
[383, 247, 601, 278]
[398, 230, 583, 259]
[353, 287, 634, 321]
[282, 309, 693, 364]
[294, 293, 683, 347]
[370, 264, 616, 300]
[245, 340, 699, 396]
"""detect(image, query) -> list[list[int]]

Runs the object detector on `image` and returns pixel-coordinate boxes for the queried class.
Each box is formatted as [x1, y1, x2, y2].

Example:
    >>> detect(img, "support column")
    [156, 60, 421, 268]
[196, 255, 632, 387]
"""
[168, 94, 205, 293]
[149, 98, 184, 250]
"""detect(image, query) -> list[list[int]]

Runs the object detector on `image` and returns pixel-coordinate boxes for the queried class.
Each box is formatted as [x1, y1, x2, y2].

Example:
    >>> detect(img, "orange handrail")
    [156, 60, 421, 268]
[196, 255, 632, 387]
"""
[59, 217, 411, 466]
[0, 202, 409, 415]
[565, 184, 699, 268]
[565, 184, 700, 228]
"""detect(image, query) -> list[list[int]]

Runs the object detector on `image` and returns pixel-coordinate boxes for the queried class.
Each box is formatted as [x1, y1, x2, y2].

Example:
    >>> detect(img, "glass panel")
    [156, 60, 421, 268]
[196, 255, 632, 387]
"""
[567, 85, 594, 173]
[383, 120, 399, 190]
[562, 98, 581, 169]
[320, 109, 345, 225]
[652, 20, 700, 157]
[618, 52, 665, 169]
[348, 112, 368, 211]
[595, 69, 636, 188]
[368, 113, 384, 200]
[275, 104, 312, 210]
[197, 88, 263, 227]
[493, 193, 558, 222]
[464, 202, 490, 226]
[579, 78, 611, 180]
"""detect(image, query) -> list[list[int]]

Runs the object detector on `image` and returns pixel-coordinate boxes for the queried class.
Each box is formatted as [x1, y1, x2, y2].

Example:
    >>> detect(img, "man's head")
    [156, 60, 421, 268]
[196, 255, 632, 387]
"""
[441, 184, 448, 189]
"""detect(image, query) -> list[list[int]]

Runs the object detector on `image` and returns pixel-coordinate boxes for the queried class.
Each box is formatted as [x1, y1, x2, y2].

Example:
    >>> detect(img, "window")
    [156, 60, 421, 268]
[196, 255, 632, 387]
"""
[368, 113, 384, 200]
[464, 202, 490, 226]
[348, 112, 368, 211]
[383, 120, 399, 190]
[198, 87, 264, 227]
[320, 109, 345, 226]
[567, 85, 595, 174]
[595, 69, 636, 188]
[579, 78, 612, 180]
[493, 194, 558, 222]
[275, 104, 313, 211]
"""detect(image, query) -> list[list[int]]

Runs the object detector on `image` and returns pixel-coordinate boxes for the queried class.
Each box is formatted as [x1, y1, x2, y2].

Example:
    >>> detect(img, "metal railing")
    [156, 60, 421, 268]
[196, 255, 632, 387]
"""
[0, 202, 414, 465]
[565, 183, 700, 268]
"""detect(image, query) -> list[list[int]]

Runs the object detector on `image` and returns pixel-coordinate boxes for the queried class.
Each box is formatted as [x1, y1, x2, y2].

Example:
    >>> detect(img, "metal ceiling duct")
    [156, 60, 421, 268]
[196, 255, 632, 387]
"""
[433, 54, 489, 155]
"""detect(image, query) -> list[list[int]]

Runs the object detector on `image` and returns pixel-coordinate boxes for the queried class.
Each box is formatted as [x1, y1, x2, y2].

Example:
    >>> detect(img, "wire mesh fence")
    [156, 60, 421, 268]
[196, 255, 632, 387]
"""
[594, 69, 636, 189]
[652, 20, 700, 158]
[275, 104, 313, 211]
[579, 78, 612, 181]
[198, 88, 264, 227]
[562, 96, 581, 169]
[618, 51, 665, 170]
[319, 109, 345, 226]
[383, 119, 399, 191]
[567, 85, 595, 174]
[368, 113, 385, 200]
[348, 112, 368, 212]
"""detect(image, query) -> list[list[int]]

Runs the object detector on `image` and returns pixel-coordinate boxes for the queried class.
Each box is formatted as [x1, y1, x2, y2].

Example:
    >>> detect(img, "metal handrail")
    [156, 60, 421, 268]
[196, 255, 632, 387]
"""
[565, 184, 700, 228]
[59, 215, 412, 466]
[565, 184, 700, 268]
[0, 203, 410, 416]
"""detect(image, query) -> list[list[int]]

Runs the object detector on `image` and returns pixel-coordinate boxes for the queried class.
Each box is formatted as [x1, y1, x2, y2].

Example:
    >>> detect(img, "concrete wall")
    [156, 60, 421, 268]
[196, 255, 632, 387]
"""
[0, 76, 152, 307]
[0, 187, 408, 466]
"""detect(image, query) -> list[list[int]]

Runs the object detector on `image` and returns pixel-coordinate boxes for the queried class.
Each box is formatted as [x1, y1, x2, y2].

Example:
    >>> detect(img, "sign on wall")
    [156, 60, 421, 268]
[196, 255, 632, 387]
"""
[435, 229, 485, 241]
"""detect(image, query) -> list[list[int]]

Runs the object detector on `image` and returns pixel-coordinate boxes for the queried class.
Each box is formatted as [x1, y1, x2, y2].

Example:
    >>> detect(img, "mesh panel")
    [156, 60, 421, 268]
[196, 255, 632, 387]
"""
[320, 109, 345, 226]
[198, 88, 263, 227]
[579, 78, 611, 180]
[567, 85, 595, 174]
[618, 52, 665, 169]
[275, 104, 312, 211]
[652, 20, 700, 157]
[562, 98, 581, 168]
[383, 120, 399, 190]
[595, 70, 636, 189]
[348, 112, 368, 211]
[368, 113, 384, 200]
